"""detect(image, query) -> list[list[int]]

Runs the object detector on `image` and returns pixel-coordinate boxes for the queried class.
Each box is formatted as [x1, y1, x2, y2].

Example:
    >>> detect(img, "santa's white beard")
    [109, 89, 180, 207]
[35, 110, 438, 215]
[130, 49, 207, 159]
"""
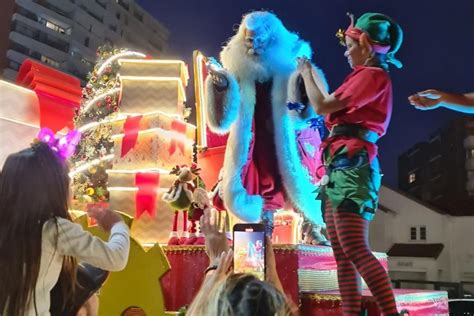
[221, 35, 297, 82]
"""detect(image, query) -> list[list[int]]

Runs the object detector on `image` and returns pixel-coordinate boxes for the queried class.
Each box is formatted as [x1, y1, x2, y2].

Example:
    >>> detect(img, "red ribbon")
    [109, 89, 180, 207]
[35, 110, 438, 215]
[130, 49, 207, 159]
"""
[134, 172, 160, 219]
[121, 115, 143, 157]
[16, 59, 82, 133]
[169, 119, 187, 155]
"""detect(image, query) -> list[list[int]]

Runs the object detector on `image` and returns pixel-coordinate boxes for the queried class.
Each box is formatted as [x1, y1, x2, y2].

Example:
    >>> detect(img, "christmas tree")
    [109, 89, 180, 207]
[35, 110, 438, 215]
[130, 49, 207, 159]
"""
[70, 45, 146, 204]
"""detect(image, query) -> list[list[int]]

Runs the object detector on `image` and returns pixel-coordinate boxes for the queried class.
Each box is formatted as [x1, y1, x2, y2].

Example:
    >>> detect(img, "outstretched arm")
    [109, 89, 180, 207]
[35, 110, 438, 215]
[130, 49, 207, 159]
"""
[409, 89, 474, 113]
[204, 58, 241, 133]
[298, 58, 346, 115]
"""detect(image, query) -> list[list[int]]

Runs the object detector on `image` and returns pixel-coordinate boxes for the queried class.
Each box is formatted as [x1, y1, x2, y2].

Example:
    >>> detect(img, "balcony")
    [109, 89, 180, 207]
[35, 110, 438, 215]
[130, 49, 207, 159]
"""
[11, 20, 70, 53]
[17, 0, 73, 25]
[32, 0, 73, 19]
[78, 4, 104, 23]
[9, 31, 68, 62]
[6, 49, 29, 65]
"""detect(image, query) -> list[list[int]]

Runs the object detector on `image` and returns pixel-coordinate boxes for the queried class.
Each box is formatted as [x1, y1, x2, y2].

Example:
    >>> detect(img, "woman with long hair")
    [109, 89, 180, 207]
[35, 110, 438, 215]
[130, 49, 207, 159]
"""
[187, 209, 297, 316]
[0, 141, 130, 316]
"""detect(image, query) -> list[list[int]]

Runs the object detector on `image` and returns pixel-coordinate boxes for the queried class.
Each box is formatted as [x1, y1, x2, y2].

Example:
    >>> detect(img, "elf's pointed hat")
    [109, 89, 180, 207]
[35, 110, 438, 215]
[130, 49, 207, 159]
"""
[336, 12, 403, 68]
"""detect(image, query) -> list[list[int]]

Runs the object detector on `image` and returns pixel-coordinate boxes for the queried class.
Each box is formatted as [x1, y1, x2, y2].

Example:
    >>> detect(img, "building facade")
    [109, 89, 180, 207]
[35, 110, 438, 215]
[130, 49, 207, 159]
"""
[398, 117, 474, 215]
[0, 0, 169, 83]
[371, 186, 474, 294]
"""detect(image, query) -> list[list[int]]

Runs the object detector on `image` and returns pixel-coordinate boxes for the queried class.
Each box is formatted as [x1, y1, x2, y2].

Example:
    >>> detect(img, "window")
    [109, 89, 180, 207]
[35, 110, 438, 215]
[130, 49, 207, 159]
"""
[109, 24, 117, 32]
[116, 12, 121, 19]
[84, 37, 90, 47]
[409, 173, 416, 184]
[41, 55, 60, 68]
[420, 226, 427, 240]
[410, 226, 427, 241]
[410, 227, 417, 240]
[45, 21, 66, 34]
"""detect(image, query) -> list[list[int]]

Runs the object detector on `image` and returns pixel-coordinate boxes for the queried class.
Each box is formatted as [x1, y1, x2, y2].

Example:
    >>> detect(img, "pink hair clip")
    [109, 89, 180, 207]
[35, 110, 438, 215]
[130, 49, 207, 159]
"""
[36, 127, 81, 160]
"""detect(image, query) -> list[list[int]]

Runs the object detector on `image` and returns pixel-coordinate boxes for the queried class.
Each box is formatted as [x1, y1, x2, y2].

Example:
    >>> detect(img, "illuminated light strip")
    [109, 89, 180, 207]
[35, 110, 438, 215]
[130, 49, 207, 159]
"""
[108, 187, 169, 193]
[78, 113, 128, 133]
[120, 110, 196, 129]
[69, 154, 114, 177]
[0, 80, 36, 95]
[0, 116, 39, 129]
[97, 51, 146, 76]
[80, 87, 121, 113]
[106, 168, 170, 174]
[0, 116, 68, 136]
[110, 127, 194, 145]
[78, 111, 196, 134]
[193, 51, 207, 148]
[117, 58, 190, 83]
[119, 76, 187, 102]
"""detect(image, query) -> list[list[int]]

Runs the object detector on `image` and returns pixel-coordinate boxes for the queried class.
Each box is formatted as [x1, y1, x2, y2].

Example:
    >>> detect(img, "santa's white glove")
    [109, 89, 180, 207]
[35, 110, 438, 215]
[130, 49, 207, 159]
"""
[205, 57, 229, 91]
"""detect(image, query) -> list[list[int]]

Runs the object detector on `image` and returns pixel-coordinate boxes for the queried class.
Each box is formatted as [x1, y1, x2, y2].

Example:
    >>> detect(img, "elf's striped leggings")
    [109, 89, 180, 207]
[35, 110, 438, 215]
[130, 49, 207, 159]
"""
[325, 199, 398, 315]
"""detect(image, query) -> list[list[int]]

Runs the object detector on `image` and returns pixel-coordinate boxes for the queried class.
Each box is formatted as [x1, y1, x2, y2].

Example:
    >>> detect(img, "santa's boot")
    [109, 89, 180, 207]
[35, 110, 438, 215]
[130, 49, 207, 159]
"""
[261, 210, 275, 238]
[168, 210, 180, 245]
[185, 219, 198, 245]
[179, 210, 189, 245]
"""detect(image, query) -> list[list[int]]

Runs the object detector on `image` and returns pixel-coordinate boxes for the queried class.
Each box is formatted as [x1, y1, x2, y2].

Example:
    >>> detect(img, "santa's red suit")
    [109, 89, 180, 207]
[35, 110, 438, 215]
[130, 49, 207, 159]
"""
[205, 11, 327, 236]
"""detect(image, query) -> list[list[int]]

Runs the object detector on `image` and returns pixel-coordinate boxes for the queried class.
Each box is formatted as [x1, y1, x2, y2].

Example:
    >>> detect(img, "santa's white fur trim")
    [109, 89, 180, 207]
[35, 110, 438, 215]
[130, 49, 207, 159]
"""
[221, 80, 264, 223]
[205, 70, 240, 134]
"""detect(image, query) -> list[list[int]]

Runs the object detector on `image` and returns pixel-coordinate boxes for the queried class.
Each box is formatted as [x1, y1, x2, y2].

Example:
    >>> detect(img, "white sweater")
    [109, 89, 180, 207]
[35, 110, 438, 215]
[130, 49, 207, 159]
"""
[26, 217, 130, 316]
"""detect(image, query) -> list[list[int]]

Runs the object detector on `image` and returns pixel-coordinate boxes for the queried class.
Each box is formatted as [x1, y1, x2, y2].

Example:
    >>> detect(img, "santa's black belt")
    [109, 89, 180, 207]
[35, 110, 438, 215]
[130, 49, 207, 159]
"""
[328, 124, 379, 144]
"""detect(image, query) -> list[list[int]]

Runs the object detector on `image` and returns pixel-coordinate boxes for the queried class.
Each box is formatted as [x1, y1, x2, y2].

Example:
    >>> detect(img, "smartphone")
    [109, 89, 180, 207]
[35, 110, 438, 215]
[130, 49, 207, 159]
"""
[233, 223, 266, 281]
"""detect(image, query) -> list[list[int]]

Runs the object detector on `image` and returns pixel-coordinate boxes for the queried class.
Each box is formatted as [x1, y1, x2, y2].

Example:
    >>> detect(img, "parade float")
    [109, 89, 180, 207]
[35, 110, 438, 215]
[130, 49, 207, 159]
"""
[0, 48, 449, 315]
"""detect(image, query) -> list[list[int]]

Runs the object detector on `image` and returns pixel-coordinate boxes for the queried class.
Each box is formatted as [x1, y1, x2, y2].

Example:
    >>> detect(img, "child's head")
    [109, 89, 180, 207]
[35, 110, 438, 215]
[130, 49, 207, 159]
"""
[1, 142, 71, 221]
[0, 142, 73, 315]
[337, 12, 403, 70]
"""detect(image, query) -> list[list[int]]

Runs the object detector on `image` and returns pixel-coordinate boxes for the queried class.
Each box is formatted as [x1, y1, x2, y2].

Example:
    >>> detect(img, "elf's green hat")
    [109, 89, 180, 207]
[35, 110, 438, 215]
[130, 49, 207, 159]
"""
[337, 12, 404, 68]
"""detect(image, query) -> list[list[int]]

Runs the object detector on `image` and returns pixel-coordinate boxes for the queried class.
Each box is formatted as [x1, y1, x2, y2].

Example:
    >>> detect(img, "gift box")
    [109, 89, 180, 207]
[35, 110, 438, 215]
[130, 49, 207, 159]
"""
[0, 80, 40, 166]
[108, 171, 177, 245]
[109, 111, 195, 171]
[118, 59, 188, 116]
[300, 289, 449, 315]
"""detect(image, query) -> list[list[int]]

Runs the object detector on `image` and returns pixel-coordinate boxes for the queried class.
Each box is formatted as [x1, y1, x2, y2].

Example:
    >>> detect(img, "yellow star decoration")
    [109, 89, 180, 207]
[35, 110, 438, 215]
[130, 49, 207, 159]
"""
[71, 211, 176, 316]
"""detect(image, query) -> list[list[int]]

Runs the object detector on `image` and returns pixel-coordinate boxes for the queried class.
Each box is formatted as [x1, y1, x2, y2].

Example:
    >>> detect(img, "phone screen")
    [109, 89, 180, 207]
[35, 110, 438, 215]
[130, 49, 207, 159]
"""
[233, 228, 265, 281]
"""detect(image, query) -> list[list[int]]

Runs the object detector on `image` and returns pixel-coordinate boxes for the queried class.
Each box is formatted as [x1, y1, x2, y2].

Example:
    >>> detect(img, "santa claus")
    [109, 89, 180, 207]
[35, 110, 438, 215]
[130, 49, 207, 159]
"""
[205, 11, 328, 243]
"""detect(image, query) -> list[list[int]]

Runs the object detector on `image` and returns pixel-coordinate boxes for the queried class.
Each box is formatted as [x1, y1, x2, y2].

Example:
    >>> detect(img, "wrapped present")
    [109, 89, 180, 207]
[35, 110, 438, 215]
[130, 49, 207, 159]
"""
[108, 112, 195, 171]
[300, 289, 449, 315]
[0, 80, 40, 166]
[108, 170, 177, 245]
[118, 59, 188, 116]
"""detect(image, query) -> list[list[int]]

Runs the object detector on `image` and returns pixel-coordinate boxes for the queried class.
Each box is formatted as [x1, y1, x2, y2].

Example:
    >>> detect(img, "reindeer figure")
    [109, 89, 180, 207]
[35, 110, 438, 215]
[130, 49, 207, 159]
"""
[162, 164, 199, 245]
